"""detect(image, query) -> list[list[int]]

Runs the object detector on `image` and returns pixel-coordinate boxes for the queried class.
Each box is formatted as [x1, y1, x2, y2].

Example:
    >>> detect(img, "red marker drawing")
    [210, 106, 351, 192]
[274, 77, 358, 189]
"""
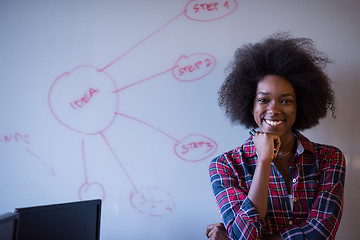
[47, 1, 237, 216]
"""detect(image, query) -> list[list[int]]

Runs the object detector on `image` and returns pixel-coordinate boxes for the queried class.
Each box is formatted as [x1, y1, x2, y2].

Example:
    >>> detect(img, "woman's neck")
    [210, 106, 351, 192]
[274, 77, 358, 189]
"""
[279, 132, 296, 156]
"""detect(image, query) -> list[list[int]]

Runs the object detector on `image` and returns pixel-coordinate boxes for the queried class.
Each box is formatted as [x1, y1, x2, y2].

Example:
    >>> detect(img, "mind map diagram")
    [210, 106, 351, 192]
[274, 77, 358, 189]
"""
[4, 0, 239, 217]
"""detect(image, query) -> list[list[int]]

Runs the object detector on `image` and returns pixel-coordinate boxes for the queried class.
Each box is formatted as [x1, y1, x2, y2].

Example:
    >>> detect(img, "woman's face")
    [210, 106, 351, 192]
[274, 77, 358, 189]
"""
[253, 75, 297, 138]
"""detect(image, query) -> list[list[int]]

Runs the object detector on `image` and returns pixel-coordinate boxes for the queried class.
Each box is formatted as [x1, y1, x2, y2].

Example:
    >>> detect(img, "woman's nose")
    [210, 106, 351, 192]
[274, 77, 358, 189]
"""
[267, 101, 281, 114]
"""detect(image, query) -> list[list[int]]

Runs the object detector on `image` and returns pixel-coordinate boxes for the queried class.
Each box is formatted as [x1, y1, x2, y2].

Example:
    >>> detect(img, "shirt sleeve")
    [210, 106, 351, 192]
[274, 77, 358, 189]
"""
[209, 155, 266, 240]
[279, 147, 346, 240]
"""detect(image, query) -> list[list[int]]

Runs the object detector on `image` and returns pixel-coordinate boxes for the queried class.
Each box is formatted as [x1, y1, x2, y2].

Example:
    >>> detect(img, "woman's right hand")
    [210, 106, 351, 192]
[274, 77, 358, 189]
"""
[252, 132, 281, 164]
[206, 223, 230, 240]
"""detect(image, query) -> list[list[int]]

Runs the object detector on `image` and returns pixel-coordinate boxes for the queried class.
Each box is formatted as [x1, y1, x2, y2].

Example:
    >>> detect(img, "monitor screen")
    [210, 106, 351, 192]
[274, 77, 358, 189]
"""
[0, 212, 19, 240]
[16, 199, 101, 240]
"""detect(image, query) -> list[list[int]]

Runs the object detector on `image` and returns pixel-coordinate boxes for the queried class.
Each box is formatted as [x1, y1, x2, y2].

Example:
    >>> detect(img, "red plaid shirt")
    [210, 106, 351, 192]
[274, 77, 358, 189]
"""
[209, 131, 345, 240]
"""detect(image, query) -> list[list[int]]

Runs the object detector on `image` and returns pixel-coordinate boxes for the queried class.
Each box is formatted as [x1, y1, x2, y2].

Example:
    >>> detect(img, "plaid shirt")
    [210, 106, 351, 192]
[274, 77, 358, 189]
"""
[209, 131, 345, 240]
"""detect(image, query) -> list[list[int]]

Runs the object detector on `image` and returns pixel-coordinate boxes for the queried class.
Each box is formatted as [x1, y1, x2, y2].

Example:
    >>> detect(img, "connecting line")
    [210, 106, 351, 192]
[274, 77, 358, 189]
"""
[99, 131, 139, 193]
[25, 148, 55, 176]
[112, 66, 176, 93]
[115, 112, 180, 143]
[98, 11, 185, 72]
[81, 139, 89, 184]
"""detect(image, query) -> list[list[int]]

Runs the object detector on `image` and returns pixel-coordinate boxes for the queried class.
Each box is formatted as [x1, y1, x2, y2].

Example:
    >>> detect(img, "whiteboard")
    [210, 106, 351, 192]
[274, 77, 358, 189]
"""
[1, 0, 359, 239]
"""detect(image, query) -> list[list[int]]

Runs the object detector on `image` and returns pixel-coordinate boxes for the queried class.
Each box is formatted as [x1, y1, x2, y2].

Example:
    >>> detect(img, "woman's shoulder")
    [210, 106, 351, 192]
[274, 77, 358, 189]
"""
[297, 132, 345, 167]
[313, 142, 344, 155]
[210, 137, 255, 166]
[313, 142, 345, 167]
[296, 131, 343, 154]
[210, 147, 241, 165]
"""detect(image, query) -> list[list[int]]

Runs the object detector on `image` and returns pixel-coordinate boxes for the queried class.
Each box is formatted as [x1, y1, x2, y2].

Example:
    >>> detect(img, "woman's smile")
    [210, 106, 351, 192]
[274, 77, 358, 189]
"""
[264, 119, 285, 127]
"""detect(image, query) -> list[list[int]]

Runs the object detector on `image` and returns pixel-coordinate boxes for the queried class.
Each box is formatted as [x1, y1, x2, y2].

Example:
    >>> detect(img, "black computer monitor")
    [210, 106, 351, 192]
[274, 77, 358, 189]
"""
[16, 199, 101, 240]
[0, 212, 19, 240]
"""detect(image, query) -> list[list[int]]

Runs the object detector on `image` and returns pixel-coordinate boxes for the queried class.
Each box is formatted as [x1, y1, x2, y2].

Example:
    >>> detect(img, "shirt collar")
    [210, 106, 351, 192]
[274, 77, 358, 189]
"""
[294, 131, 315, 155]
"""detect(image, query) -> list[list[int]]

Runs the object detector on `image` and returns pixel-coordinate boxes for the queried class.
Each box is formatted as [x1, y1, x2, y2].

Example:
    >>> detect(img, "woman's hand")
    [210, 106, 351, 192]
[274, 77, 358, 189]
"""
[206, 222, 230, 240]
[253, 132, 281, 164]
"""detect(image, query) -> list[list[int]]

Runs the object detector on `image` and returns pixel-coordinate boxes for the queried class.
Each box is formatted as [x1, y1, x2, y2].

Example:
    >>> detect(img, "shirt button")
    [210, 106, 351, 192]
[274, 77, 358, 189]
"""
[292, 178, 297, 183]
[289, 220, 293, 225]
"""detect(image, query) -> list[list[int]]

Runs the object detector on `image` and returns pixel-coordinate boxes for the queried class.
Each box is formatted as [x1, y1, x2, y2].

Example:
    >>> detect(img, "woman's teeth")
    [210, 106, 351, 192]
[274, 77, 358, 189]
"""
[265, 119, 283, 126]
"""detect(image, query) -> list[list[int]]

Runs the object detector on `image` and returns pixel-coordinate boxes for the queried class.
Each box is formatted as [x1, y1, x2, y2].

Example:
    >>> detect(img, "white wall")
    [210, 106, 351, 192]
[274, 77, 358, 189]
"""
[0, 0, 359, 239]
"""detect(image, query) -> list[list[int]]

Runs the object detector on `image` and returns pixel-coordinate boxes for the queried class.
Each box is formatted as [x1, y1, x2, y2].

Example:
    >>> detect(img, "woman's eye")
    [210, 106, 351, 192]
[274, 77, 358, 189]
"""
[258, 98, 269, 103]
[281, 99, 293, 104]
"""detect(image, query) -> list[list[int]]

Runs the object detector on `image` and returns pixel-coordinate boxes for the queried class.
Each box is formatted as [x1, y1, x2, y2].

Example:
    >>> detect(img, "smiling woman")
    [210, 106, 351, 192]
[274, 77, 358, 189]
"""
[206, 33, 346, 240]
